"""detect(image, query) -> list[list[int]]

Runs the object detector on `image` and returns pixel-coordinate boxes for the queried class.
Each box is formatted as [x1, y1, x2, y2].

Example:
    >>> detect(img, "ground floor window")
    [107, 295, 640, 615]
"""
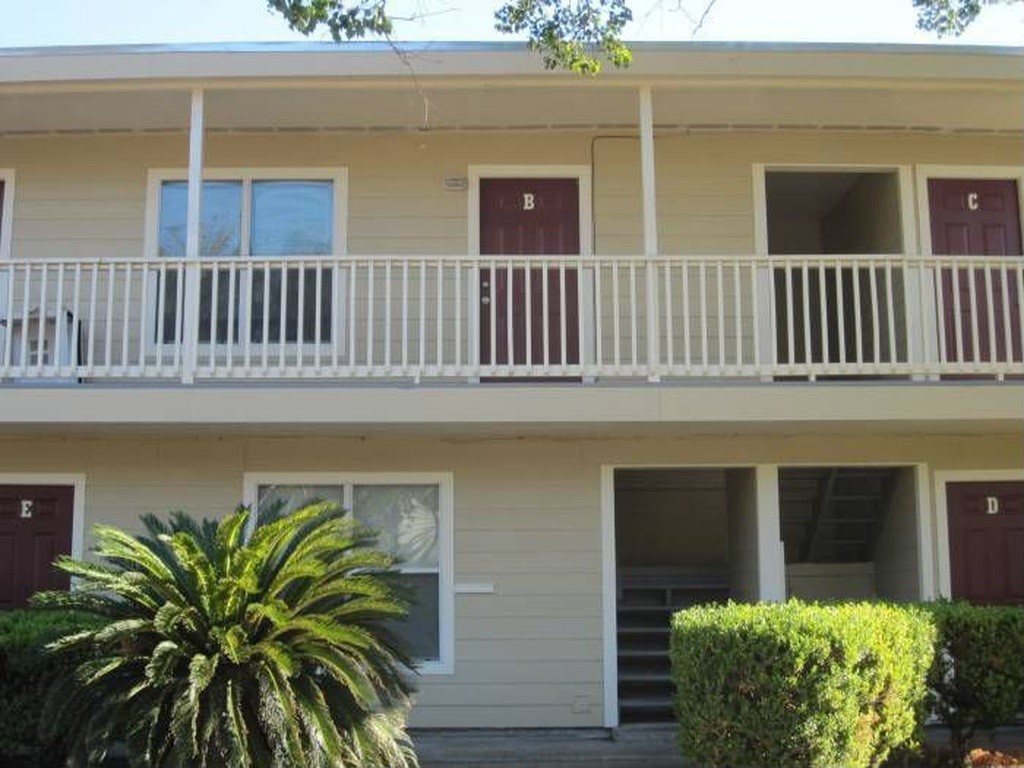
[244, 472, 453, 672]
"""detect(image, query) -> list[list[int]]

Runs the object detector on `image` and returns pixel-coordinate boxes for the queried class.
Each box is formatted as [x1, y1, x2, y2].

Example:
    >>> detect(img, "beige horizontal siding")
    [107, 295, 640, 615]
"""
[0, 431, 1022, 727]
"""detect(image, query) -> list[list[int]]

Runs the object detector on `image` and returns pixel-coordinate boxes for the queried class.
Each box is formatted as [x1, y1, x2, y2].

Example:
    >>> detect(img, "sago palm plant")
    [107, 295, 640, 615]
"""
[32, 504, 419, 768]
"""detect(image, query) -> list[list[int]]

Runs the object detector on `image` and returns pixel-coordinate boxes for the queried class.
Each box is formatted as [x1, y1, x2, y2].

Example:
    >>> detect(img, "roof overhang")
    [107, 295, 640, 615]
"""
[0, 42, 1020, 134]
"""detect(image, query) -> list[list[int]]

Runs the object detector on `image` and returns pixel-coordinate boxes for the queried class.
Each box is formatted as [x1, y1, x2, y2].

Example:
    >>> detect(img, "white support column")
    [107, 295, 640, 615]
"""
[755, 464, 787, 602]
[639, 86, 660, 381]
[181, 88, 204, 384]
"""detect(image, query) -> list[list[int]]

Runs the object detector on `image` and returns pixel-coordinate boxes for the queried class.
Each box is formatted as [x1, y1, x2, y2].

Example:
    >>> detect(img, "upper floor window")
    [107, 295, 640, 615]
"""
[156, 178, 338, 258]
[146, 169, 347, 345]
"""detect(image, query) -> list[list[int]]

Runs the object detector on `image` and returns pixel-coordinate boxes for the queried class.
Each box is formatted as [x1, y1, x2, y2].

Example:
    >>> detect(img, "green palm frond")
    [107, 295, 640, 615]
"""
[34, 503, 418, 767]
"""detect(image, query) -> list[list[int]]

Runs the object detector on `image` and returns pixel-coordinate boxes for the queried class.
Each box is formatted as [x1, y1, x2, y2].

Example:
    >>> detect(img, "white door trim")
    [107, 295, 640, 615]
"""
[599, 465, 618, 728]
[914, 164, 1024, 259]
[467, 165, 593, 258]
[932, 468, 1024, 599]
[467, 165, 595, 372]
[0, 473, 86, 561]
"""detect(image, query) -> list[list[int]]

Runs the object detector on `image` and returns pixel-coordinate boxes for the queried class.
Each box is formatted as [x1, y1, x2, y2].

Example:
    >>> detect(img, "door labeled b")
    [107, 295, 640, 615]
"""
[478, 178, 581, 369]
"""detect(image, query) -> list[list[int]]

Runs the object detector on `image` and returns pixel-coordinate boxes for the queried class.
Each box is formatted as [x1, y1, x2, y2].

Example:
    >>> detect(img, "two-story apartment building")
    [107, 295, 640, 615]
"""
[0, 41, 1021, 729]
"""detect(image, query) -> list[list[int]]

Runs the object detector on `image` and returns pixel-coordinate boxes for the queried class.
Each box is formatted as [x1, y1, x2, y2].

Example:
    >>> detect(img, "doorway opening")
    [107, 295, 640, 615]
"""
[765, 170, 908, 371]
[613, 468, 757, 723]
[779, 467, 920, 602]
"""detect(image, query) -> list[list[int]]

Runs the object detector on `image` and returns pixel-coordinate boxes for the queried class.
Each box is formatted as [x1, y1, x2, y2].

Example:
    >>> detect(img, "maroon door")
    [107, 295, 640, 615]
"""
[928, 179, 1023, 367]
[0, 486, 74, 610]
[947, 481, 1024, 605]
[479, 178, 580, 369]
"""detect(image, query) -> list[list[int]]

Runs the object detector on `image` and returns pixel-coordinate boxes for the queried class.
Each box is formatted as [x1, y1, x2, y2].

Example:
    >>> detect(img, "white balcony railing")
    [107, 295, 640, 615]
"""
[0, 254, 1021, 383]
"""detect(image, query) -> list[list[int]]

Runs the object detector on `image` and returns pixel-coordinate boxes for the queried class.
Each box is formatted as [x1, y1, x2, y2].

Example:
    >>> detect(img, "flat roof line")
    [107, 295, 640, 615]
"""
[0, 39, 1022, 58]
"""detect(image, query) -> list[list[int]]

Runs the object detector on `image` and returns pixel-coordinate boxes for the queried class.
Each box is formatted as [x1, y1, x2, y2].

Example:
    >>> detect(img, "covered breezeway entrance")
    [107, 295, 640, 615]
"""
[607, 467, 776, 725]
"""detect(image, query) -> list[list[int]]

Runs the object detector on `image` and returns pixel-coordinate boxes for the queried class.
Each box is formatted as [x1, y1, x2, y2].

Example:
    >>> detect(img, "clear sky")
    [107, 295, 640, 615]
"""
[0, 0, 1021, 48]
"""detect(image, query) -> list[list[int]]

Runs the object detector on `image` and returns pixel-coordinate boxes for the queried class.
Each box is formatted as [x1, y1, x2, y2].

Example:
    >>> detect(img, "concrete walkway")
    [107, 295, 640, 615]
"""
[412, 725, 685, 768]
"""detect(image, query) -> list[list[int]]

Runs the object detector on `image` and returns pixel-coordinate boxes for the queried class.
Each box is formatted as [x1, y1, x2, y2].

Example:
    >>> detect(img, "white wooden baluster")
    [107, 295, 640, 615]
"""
[104, 263, 115, 372]
[1017, 264, 1024, 366]
[934, 262, 947, 369]
[800, 260, 810, 377]
[209, 264, 218, 371]
[455, 260, 462, 373]
[749, 259, 758, 374]
[541, 260, 549, 371]
[594, 261, 603, 371]
[279, 264, 288, 371]
[297, 259, 306, 371]
[559, 260, 567, 374]
[36, 263, 48, 374]
[999, 265, 1012, 368]
[525, 258, 533, 372]
[422, 259, 429, 377]
[852, 259, 864, 370]
[506, 259, 514, 373]
[611, 259, 620, 373]
[366, 259, 374, 372]
[262, 263, 271, 371]
[966, 260, 979, 370]
[733, 260, 742, 372]
[835, 265, 846, 368]
[71, 263, 82, 374]
[783, 262, 793, 370]
[984, 263, 996, 371]
[348, 260, 356, 373]
[384, 258, 391, 372]
[89, 263, 100, 373]
[700, 262, 708, 371]
[576, 256, 584, 374]
[885, 263, 896, 366]
[436, 260, 444, 373]
[137, 263, 148, 374]
[314, 259, 323, 372]
[684, 260, 692, 373]
[870, 263, 881, 370]
[629, 261, 638, 373]
[226, 263, 237, 375]
[817, 260, 828, 370]
[717, 262, 726, 372]
[491, 262, 499, 372]
[401, 260, 409, 375]
[664, 263, 674, 371]
[2, 263, 13, 372]
[20, 265, 31, 373]
[54, 264, 66, 376]
[331, 261, 340, 373]
[120, 263, 131, 373]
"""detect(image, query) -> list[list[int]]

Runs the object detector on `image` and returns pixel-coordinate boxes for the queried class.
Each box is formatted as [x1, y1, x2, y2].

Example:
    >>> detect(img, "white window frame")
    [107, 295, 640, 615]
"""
[144, 167, 348, 260]
[0, 168, 14, 261]
[243, 471, 455, 676]
[142, 168, 349, 357]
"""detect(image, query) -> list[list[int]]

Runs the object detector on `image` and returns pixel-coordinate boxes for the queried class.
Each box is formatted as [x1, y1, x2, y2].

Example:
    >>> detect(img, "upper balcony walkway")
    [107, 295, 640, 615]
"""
[1, 252, 1021, 385]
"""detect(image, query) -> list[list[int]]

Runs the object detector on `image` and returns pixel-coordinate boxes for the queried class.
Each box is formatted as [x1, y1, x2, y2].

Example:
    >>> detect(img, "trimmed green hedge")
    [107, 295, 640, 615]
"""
[669, 601, 935, 768]
[0, 609, 100, 768]
[922, 601, 1024, 764]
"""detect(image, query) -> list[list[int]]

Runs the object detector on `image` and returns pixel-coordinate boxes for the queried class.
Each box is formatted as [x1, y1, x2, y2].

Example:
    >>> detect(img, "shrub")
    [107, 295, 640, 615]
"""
[0, 609, 101, 767]
[669, 601, 935, 768]
[33, 505, 419, 768]
[922, 601, 1024, 765]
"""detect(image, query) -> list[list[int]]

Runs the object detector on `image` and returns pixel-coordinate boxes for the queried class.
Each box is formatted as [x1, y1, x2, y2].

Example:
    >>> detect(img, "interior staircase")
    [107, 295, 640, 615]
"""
[778, 467, 900, 563]
[616, 569, 729, 724]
